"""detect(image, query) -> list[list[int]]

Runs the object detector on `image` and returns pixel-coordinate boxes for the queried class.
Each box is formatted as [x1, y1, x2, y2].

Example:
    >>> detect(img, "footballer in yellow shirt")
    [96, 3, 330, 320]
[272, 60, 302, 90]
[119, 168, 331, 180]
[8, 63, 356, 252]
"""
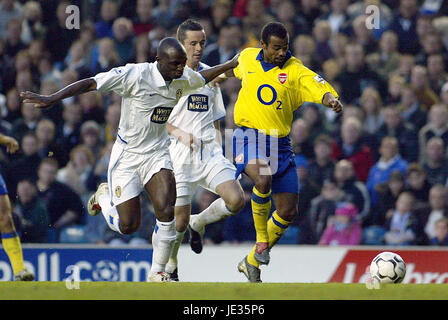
[228, 22, 343, 282]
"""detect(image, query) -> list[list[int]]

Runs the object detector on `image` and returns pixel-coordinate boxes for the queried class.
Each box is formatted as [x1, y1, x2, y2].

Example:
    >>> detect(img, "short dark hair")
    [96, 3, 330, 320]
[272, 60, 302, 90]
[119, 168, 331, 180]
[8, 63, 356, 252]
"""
[261, 22, 288, 45]
[177, 19, 204, 44]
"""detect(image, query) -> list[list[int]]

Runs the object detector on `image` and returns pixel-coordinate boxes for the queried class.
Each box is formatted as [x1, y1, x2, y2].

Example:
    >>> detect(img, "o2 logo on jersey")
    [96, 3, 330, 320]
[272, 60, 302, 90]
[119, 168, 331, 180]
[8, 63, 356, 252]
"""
[151, 106, 173, 123]
[257, 84, 282, 110]
[187, 94, 209, 112]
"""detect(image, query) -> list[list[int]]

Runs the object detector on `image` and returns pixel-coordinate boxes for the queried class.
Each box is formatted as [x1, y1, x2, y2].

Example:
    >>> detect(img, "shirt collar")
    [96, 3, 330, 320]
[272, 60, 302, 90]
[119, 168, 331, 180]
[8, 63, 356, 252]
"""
[256, 49, 292, 72]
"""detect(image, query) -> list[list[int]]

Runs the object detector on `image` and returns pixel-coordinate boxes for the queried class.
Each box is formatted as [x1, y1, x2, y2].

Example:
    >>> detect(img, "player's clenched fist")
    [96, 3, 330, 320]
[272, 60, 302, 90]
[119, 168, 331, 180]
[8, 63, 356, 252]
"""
[323, 92, 343, 113]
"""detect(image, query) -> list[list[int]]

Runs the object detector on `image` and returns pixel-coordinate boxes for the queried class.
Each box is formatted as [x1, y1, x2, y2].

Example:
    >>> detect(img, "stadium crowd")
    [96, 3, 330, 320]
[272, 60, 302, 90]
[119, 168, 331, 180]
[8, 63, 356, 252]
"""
[2, 0, 448, 247]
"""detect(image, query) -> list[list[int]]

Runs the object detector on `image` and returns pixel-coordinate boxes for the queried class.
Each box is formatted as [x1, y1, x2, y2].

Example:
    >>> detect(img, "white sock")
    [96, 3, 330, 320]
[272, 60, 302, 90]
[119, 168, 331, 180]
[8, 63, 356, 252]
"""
[166, 230, 186, 274]
[150, 219, 176, 274]
[98, 193, 122, 234]
[191, 198, 232, 231]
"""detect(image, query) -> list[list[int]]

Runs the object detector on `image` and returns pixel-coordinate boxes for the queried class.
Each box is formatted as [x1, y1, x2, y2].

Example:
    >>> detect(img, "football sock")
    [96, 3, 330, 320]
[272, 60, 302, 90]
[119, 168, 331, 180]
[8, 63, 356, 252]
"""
[247, 211, 291, 268]
[166, 230, 186, 274]
[190, 198, 233, 231]
[251, 187, 271, 243]
[98, 193, 122, 234]
[1, 231, 25, 276]
[266, 211, 291, 248]
[150, 219, 176, 274]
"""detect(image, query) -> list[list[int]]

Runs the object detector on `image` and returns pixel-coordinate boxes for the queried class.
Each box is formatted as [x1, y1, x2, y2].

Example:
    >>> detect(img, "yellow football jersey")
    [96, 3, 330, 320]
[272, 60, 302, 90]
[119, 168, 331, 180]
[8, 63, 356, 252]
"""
[233, 48, 339, 137]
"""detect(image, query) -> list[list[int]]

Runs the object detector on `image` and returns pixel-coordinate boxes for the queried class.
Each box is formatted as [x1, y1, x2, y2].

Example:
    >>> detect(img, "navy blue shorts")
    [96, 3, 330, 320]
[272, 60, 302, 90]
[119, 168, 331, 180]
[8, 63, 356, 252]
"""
[232, 127, 298, 195]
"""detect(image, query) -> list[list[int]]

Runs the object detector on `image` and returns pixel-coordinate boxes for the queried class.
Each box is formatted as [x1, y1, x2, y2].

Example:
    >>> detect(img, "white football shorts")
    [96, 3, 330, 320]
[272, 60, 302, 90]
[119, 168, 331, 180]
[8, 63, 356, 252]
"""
[169, 139, 236, 206]
[107, 141, 173, 206]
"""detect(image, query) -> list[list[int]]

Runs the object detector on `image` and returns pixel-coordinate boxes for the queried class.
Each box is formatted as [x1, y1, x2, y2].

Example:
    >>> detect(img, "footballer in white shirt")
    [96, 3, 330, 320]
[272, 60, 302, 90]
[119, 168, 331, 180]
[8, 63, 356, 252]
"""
[164, 20, 245, 281]
[20, 37, 239, 282]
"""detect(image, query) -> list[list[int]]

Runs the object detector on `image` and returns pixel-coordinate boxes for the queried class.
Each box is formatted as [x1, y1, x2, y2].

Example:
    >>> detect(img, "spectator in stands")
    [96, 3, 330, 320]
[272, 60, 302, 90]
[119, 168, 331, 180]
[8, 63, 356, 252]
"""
[0, 0, 23, 40]
[427, 54, 448, 95]
[366, 30, 400, 81]
[86, 140, 113, 193]
[4, 18, 26, 60]
[292, 35, 318, 70]
[210, 0, 233, 36]
[10, 101, 42, 143]
[415, 31, 448, 68]
[388, 0, 420, 54]
[242, 0, 275, 41]
[35, 118, 64, 166]
[405, 163, 432, 204]
[385, 74, 405, 105]
[430, 217, 448, 246]
[104, 103, 120, 145]
[398, 84, 427, 132]
[133, 0, 154, 36]
[290, 118, 314, 160]
[14, 178, 49, 243]
[373, 170, 406, 226]
[418, 104, 448, 161]
[318, 202, 362, 246]
[62, 40, 91, 80]
[333, 159, 370, 222]
[4, 87, 21, 124]
[311, 20, 332, 65]
[308, 134, 335, 188]
[94, 0, 118, 39]
[422, 137, 448, 186]
[295, 0, 322, 31]
[329, 32, 348, 67]
[203, 23, 241, 67]
[317, 0, 351, 35]
[410, 65, 440, 111]
[112, 17, 135, 65]
[90, 37, 120, 76]
[334, 43, 386, 104]
[55, 102, 82, 166]
[79, 120, 103, 161]
[275, 0, 310, 41]
[57, 144, 94, 203]
[5, 132, 40, 200]
[44, 1, 79, 63]
[393, 54, 415, 83]
[413, 184, 448, 244]
[36, 158, 84, 242]
[150, 0, 172, 30]
[376, 106, 419, 163]
[351, 14, 378, 55]
[360, 87, 384, 135]
[366, 136, 408, 206]
[384, 191, 422, 245]
[20, 1, 44, 45]
[79, 91, 105, 125]
[331, 117, 375, 182]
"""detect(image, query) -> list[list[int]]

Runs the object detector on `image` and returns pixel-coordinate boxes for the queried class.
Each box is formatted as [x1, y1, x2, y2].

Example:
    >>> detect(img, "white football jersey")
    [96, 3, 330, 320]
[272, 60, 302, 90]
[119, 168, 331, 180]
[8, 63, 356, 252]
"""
[168, 63, 226, 142]
[93, 62, 206, 154]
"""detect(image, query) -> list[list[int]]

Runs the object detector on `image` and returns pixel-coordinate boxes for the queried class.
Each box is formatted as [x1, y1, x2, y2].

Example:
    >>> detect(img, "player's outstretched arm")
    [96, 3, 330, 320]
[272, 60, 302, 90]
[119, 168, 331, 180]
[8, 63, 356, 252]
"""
[20, 78, 97, 109]
[0, 134, 19, 154]
[322, 92, 343, 113]
[199, 53, 239, 84]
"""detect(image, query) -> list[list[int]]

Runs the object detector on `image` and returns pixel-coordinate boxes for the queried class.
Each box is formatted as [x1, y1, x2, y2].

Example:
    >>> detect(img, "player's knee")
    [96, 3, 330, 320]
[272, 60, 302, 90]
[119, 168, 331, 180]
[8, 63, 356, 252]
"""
[225, 191, 245, 213]
[253, 175, 272, 193]
[119, 218, 141, 235]
[277, 206, 298, 222]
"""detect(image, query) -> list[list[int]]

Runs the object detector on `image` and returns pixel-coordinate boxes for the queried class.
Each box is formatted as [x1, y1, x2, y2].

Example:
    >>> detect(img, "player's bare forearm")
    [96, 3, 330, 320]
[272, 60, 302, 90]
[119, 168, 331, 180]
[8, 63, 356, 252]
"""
[322, 92, 343, 113]
[200, 53, 239, 84]
[20, 78, 97, 109]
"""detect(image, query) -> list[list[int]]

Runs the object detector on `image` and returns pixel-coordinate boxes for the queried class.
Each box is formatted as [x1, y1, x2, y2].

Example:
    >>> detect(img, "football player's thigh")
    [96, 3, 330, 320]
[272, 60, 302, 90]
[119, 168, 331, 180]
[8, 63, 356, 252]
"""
[145, 168, 176, 222]
[244, 158, 272, 193]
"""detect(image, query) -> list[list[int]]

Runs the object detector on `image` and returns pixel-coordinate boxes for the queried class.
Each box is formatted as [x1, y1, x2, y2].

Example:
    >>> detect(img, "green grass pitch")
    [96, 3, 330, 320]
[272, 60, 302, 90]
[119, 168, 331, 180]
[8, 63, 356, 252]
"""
[1, 282, 448, 300]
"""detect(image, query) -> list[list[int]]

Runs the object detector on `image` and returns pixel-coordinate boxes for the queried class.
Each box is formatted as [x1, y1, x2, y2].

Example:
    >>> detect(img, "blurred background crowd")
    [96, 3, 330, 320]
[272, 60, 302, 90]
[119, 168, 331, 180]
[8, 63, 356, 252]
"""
[2, 0, 448, 247]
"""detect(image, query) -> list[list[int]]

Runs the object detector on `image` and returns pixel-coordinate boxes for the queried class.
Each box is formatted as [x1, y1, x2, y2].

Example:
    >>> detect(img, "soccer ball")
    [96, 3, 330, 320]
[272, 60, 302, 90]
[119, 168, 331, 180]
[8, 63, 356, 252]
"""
[369, 251, 406, 284]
